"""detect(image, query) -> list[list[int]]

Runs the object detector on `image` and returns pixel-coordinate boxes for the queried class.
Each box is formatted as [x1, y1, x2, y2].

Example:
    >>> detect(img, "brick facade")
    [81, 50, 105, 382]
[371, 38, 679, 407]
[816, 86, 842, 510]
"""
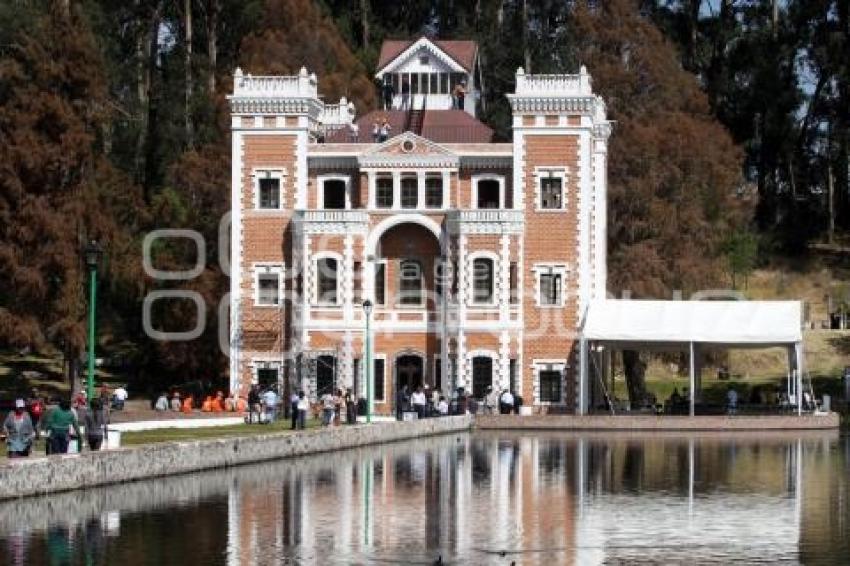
[229, 45, 610, 414]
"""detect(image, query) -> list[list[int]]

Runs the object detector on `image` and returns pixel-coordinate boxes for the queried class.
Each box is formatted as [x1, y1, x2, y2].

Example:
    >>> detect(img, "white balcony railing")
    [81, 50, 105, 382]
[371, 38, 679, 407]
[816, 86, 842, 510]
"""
[514, 66, 592, 97]
[450, 210, 525, 223]
[319, 99, 356, 127]
[232, 67, 318, 98]
[300, 210, 369, 223]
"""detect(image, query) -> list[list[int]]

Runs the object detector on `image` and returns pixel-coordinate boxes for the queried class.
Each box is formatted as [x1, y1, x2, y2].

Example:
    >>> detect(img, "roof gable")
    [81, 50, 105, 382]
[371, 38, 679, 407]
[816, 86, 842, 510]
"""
[359, 132, 459, 168]
[376, 37, 477, 76]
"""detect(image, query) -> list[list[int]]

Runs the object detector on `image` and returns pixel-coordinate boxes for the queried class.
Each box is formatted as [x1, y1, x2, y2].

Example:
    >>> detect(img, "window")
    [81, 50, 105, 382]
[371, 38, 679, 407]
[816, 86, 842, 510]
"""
[411, 73, 420, 95]
[256, 269, 281, 306]
[540, 176, 563, 209]
[316, 355, 336, 396]
[434, 358, 442, 391]
[257, 367, 278, 388]
[539, 370, 562, 403]
[472, 356, 493, 398]
[472, 257, 495, 304]
[509, 359, 517, 393]
[322, 179, 346, 209]
[420, 73, 429, 95]
[376, 176, 393, 208]
[374, 262, 386, 305]
[353, 261, 362, 304]
[317, 257, 339, 304]
[509, 262, 519, 304]
[539, 271, 562, 306]
[430, 73, 439, 94]
[425, 176, 443, 208]
[419, 55, 430, 66]
[440, 73, 449, 94]
[258, 178, 280, 209]
[373, 358, 385, 401]
[434, 259, 446, 299]
[476, 179, 500, 209]
[398, 259, 423, 306]
[401, 176, 418, 209]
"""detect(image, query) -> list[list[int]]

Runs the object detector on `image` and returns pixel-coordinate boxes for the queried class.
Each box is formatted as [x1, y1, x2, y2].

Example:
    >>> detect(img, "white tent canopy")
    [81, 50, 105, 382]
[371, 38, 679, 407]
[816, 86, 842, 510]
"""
[582, 300, 802, 346]
[578, 300, 805, 416]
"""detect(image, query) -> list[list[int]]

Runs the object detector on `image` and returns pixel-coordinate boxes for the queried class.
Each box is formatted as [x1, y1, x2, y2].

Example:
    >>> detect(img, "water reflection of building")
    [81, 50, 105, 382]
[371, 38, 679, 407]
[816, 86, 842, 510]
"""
[0, 431, 842, 564]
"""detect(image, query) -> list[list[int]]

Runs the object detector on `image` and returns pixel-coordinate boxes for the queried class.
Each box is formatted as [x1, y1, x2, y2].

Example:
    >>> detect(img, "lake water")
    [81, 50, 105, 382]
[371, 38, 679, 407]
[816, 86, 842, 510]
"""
[1, 430, 847, 565]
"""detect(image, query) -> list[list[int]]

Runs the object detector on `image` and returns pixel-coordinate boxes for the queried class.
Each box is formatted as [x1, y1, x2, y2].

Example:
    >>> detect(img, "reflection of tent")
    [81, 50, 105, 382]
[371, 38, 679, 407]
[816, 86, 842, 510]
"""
[578, 300, 804, 415]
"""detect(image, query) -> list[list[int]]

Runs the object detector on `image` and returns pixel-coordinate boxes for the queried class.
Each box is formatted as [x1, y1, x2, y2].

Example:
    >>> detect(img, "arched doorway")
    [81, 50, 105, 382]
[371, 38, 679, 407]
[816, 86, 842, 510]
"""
[395, 354, 424, 403]
[471, 356, 493, 399]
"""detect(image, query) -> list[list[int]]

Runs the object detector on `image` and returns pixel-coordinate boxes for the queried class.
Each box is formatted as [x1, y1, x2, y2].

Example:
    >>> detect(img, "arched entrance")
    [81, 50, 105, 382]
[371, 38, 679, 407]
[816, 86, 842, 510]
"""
[471, 356, 493, 399]
[396, 354, 424, 395]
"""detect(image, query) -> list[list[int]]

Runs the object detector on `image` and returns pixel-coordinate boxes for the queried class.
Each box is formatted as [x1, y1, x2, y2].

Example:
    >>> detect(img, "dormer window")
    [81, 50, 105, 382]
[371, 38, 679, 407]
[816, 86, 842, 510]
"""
[419, 56, 430, 66]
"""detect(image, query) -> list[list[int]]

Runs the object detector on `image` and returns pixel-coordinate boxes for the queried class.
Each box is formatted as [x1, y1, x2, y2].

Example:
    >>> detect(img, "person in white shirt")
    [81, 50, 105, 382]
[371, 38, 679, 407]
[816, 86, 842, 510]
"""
[411, 387, 427, 420]
[321, 392, 335, 426]
[499, 389, 514, 414]
[262, 388, 279, 423]
[437, 396, 449, 416]
[154, 393, 168, 412]
[112, 386, 128, 410]
[485, 386, 499, 415]
[296, 391, 309, 429]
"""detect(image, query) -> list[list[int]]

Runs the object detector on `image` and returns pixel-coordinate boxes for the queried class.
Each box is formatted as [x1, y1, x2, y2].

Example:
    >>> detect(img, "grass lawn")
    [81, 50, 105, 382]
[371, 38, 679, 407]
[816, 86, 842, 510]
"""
[120, 418, 322, 446]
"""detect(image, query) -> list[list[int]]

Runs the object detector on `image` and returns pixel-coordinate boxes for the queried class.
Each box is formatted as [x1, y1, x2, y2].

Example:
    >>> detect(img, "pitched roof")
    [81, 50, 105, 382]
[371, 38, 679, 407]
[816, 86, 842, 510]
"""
[326, 110, 493, 144]
[377, 38, 478, 73]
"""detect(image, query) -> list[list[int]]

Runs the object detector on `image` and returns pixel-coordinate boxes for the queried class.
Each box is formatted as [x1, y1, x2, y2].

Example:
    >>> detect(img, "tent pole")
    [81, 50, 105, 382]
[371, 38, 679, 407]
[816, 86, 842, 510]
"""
[689, 341, 695, 417]
[579, 337, 588, 415]
[796, 341, 804, 416]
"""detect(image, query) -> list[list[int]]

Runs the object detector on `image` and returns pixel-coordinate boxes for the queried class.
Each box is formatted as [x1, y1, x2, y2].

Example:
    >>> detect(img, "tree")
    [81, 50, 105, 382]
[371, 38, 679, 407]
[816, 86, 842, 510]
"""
[723, 229, 759, 290]
[0, 5, 144, 386]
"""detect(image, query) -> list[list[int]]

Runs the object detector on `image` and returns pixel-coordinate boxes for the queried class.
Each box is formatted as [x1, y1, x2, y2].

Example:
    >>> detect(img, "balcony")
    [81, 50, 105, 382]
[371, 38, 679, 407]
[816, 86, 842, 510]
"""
[447, 209, 525, 234]
[294, 210, 369, 235]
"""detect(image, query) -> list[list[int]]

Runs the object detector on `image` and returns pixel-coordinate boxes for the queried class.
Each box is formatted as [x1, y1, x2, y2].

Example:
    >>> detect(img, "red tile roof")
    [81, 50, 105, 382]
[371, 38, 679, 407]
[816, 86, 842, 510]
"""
[325, 110, 493, 144]
[377, 38, 478, 73]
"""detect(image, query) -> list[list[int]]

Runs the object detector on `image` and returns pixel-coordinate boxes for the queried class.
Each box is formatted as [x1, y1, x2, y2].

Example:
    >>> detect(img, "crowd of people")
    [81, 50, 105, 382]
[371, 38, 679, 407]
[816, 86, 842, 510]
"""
[2, 388, 112, 458]
[394, 384, 523, 420]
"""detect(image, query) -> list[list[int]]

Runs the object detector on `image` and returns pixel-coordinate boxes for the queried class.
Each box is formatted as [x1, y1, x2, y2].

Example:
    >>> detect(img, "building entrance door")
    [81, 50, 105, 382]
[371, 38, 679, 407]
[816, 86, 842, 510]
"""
[395, 355, 424, 410]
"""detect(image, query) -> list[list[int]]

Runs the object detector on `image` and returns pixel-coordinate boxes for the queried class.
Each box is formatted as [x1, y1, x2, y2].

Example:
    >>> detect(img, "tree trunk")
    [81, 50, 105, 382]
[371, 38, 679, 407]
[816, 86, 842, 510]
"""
[68, 353, 80, 401]
[135, 1, 163, 193]
[184, 0, 194, 149]
[360, 0, 370, 50]
[622, 350, 647, 408]
[522, 0, 531, 72]
[206, 0, 218, 95]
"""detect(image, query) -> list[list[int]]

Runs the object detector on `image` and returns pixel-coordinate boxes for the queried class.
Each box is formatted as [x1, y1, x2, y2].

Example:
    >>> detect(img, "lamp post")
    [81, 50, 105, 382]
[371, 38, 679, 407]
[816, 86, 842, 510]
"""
[362, 299, 373, 423]
[84, 240, 103, 405]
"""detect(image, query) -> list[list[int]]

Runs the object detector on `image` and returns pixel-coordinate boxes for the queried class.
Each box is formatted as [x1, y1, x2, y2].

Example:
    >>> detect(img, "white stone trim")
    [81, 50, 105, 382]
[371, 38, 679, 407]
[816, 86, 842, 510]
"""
[252, 263, 285, 308]
[533, 166, 569, 212]
[364, 214, 443, 258]
[252, 168, 287, 210]
[229, 130, 245, 395]
[471, 173, 506, 209]
[532, 263, 568, 308]
[312, 251, 343, 306]
[316, 174, 352, 210]
[249, 358, 283, 386]
[531, 359, 568, 405]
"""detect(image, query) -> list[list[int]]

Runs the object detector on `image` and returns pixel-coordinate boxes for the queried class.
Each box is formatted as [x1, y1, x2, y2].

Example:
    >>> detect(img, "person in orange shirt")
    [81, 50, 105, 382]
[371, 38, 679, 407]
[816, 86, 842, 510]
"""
[182, 395, 194, 414]
[212, 392, 225, 412]
[201, 396, 213, 412]
[235, 396, 247, 414]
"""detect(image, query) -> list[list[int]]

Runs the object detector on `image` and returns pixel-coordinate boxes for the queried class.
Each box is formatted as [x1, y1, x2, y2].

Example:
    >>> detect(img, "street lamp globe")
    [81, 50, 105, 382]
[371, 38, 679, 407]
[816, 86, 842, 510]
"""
[84, 240, 104, 268]
[362, 299, 373, 316]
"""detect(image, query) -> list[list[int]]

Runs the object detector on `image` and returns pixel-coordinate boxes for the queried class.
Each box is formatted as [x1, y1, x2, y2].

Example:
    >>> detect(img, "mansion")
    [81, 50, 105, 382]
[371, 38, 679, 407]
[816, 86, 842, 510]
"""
[228, 37, 611, 414]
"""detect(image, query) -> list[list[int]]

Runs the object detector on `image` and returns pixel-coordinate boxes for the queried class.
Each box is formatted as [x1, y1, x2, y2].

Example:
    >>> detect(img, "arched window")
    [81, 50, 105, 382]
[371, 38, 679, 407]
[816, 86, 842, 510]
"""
[316, 257, 339, 304]
[398, 259, 423, 306]
[472, 257, 495, 304]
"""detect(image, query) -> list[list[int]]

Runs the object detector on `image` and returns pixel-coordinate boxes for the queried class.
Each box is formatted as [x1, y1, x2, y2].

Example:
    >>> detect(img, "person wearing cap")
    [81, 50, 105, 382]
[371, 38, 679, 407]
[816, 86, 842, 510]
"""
[3, 399, 36, 457]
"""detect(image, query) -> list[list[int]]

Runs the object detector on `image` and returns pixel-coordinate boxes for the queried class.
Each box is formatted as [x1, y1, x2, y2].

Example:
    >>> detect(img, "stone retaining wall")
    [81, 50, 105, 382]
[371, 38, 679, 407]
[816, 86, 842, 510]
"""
[475, 413, 840, 431]
[0, 415, 472, 500]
